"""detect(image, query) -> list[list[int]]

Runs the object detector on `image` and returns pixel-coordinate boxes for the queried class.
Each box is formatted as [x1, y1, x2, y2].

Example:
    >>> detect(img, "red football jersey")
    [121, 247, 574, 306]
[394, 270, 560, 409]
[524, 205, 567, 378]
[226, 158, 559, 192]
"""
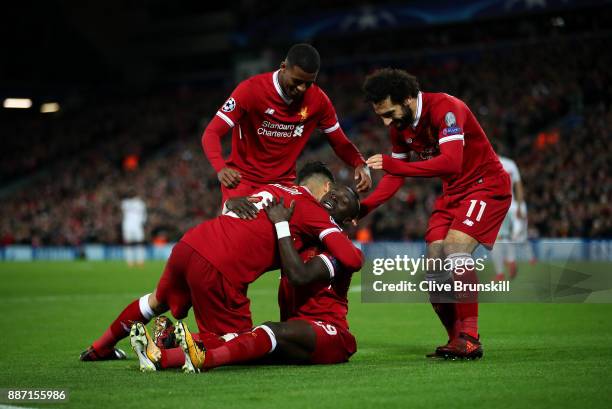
[389, 92, 504, 193]
[278, 248, 352, 331]
[181, 184, 343, 287]
[214, 71, 342, 184]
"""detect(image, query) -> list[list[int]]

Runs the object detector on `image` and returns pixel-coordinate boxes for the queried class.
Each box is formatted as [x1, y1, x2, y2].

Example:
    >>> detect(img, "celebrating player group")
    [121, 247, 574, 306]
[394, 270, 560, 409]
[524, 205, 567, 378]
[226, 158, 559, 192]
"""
[80, 43, 511, 371]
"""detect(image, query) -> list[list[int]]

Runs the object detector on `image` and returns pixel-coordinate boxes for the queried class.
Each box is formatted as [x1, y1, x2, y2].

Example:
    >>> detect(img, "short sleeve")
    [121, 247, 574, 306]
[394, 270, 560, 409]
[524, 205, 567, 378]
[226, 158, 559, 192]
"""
[316, 252, 340, 279]
[434, 96, 467, 146]
[215, 80, 252, 128]
[291, 199, 343, 242]
[317, 90, 340, 134]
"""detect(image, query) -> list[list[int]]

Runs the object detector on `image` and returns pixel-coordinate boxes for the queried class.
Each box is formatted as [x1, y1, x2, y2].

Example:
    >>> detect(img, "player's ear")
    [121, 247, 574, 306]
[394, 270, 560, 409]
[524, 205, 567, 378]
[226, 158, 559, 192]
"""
[323, 181, 332, 194]
[280, 60, 287, 71]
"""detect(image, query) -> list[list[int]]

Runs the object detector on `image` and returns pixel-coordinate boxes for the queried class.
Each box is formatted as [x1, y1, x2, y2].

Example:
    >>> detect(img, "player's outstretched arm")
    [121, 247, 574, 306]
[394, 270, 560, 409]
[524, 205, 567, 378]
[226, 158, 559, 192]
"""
[359, 174, 405, 218]
[264, 198, 333, 286]
[366, 139, 463, 178]
[324, 127, 371, 192]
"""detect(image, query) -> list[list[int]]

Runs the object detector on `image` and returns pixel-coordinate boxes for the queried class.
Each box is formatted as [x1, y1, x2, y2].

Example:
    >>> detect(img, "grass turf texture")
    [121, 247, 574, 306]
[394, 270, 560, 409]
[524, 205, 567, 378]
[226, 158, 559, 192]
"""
[1, 261, 611, 409]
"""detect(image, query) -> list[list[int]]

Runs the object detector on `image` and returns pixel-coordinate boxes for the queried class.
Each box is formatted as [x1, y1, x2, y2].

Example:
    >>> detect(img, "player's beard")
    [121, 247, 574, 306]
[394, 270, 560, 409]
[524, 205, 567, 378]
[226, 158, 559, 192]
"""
[394, 104, 414, 130]
[289, 89, 305, 100]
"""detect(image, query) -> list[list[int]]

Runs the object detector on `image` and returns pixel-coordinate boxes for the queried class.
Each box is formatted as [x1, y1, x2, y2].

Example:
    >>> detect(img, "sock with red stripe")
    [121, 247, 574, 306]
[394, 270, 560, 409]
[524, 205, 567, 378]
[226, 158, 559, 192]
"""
[92, 294, 155, 353]
[203, 326, 276, 370]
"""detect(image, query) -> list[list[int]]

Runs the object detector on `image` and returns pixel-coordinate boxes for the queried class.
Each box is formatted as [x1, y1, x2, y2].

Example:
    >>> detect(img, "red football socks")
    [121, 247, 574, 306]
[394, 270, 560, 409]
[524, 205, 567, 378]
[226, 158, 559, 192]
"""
[160, 347, 185, 369]
[449, 254, 479, 339]
[204, 327, 274, 370]
[196, 332, 227, 350]
[92, 295, 155, 352]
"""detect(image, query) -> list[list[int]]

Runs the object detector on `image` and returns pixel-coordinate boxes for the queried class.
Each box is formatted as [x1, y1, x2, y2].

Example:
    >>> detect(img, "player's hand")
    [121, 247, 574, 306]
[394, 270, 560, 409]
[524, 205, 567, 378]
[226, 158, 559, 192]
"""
[218, 167, 242, 188]
[355, 164, 372, 193]
[263, 197, 296, 224]
[226, 196, 261, 220]
[366, 154, 384, 170]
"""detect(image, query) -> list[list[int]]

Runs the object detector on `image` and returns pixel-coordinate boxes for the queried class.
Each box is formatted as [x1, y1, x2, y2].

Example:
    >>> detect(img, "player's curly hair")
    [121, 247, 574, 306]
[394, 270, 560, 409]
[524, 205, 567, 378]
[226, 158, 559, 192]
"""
[297, 161, 335, 184]
[286, 43, 321, 74]
[363, 68, 420, 105]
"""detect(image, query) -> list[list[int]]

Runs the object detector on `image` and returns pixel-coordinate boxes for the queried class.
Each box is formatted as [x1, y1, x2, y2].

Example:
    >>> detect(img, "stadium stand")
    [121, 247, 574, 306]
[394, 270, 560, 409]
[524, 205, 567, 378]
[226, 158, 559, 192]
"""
[1, 4, 610, 245]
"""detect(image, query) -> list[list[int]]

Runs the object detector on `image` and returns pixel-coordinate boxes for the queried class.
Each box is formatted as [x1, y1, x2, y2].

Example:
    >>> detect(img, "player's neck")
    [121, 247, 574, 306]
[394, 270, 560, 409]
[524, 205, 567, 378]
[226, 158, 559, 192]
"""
[300, 183, 324, 201]
[408, 98, 418, 122]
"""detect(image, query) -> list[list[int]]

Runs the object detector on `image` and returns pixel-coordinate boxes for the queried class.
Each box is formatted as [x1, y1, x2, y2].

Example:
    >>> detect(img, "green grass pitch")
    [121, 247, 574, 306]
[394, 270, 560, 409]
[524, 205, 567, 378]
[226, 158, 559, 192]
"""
[1, 261, 611, 409]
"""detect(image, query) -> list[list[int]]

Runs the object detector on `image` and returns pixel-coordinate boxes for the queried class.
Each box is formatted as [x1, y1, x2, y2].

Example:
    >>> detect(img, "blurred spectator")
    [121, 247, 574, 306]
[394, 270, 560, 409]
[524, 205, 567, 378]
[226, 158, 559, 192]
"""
[121, 188, 147, 267]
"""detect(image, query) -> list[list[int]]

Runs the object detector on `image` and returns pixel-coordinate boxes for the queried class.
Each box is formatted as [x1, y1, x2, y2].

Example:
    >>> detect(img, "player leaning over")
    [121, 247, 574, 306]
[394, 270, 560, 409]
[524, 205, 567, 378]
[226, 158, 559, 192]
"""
[202, 43, 371, 204]
[362, 68, 511, 359]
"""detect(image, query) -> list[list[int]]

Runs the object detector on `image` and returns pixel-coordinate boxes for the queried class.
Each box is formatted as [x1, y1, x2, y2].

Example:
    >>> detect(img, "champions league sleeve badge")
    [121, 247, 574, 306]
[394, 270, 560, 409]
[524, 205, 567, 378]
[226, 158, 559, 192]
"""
[222, 97, 236, 113]
[444, 111, 456, 127]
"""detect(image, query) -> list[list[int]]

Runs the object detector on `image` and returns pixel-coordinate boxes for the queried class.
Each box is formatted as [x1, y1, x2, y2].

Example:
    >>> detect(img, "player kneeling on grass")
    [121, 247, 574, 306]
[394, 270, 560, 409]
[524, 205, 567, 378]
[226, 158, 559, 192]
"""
[130, 197, 358, 372]
[80, 162, 363, 362]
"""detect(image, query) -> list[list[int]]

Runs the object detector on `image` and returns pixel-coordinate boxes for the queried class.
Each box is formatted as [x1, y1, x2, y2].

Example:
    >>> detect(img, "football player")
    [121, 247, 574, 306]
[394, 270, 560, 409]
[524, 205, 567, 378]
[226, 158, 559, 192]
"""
[361, 68, 512, 359]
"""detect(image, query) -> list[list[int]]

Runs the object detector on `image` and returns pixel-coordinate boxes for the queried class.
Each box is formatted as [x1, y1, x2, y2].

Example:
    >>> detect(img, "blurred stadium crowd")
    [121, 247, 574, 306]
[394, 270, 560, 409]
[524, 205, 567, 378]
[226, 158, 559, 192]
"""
[1, 12, 610, 246]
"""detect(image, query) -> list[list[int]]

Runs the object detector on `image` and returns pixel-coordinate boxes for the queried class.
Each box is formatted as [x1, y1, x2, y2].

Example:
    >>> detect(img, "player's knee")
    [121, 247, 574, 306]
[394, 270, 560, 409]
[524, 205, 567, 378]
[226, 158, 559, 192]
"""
[260, 321, 285, 341]
[426, 241, 445, 260]
[169, 305, 188, 320]
[261, 321, 280, 334]
[425, 242, 446, 279]
[442, 230, 478, 256]
[442, 240, 472, 258]
[148, 293, 167, 315]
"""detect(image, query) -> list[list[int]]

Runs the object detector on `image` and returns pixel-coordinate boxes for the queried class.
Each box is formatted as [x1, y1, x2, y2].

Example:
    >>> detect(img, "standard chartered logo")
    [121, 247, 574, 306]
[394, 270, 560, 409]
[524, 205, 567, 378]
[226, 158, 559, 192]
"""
[257, 120, 304, 138]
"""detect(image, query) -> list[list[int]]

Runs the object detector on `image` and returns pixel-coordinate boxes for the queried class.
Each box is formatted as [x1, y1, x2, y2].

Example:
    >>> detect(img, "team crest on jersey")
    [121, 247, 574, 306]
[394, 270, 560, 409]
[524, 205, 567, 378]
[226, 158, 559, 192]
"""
[293, 124, 305, 137]
[444, 111, 456, 127]
[299, 106, 309, 122]
[222, 97, 236, 113]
